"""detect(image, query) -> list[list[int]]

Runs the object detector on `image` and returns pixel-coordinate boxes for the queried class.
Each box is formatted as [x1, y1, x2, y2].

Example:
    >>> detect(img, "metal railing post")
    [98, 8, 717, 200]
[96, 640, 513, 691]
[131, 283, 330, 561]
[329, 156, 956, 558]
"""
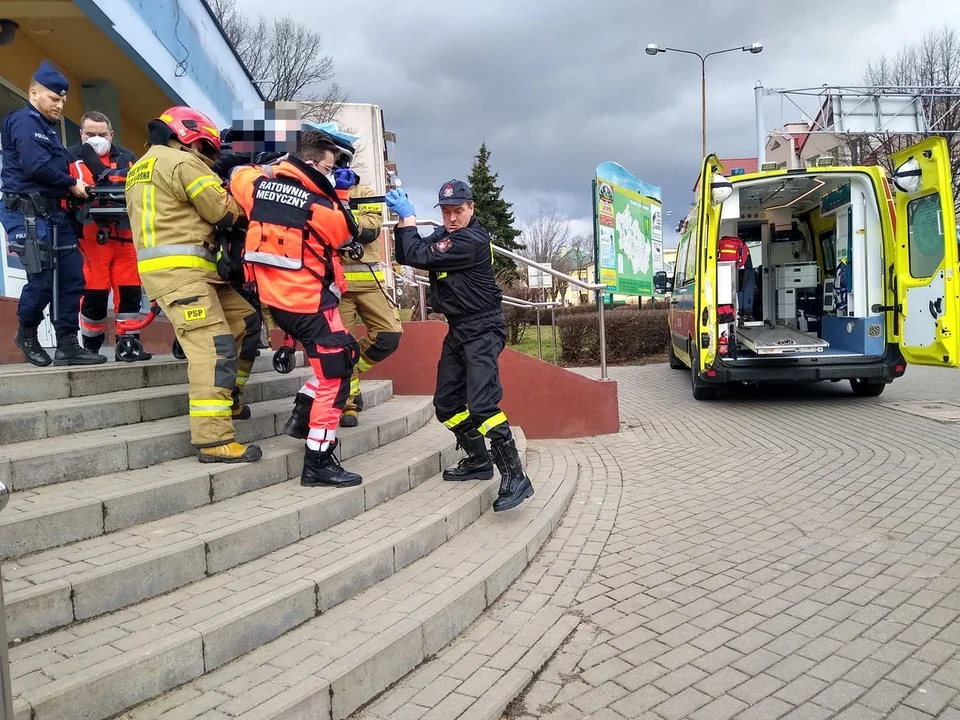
[418, 283, 427, 321]
[551, 305, 558, 364]
[596, 289, 608, 380]
[535, 307, 542, 360]
[0, 479, 14, 720]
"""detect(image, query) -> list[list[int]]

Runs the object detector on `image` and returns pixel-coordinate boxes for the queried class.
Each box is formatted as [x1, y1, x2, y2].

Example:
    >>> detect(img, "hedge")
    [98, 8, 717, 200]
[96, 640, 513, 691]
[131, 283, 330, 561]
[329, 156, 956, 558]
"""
[555, 308, 670, 365]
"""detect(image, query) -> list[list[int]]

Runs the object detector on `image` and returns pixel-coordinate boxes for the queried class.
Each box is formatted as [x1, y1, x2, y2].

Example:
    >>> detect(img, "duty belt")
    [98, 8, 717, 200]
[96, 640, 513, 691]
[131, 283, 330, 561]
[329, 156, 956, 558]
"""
[2, 193, 58, 216]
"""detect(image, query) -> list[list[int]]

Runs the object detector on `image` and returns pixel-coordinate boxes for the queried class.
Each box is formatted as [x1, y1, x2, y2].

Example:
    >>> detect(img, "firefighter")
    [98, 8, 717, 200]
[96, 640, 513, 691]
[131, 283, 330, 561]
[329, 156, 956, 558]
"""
[226, 130, 363, 488]
[387, 180, 534, 512]
[0, 62, 105, 366]
[312, 126, 402, 427]
[125, 106, 262, 464]
[67, 111, 150, 360]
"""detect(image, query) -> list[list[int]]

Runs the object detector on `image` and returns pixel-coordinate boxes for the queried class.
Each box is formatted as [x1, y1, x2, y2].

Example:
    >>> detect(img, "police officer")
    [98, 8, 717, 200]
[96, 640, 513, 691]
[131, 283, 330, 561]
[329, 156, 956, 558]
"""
[312, 124, 402, 428]
[0, 62, 106, 366]
[227, 130, 363, 488]
[125, 106, 262, 464]
[67, 111, 148, 360]
[387, 180, 534, 512]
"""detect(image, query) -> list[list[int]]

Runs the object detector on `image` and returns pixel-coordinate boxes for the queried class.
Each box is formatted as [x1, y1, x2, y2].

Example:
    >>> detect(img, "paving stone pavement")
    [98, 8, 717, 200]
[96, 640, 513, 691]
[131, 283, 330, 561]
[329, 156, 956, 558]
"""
[471, 364, 960, 719]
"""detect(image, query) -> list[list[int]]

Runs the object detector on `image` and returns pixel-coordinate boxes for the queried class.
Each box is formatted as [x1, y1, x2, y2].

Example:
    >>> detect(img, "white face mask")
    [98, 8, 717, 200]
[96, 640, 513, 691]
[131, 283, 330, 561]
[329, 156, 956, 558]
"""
[85, 136, 111, 156]
[325, 171, 337, 188]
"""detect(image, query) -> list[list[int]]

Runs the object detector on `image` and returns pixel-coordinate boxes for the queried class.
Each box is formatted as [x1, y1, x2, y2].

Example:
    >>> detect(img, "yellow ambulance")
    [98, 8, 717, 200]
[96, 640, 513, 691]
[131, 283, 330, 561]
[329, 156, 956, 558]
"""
[668, 137, 958, 400]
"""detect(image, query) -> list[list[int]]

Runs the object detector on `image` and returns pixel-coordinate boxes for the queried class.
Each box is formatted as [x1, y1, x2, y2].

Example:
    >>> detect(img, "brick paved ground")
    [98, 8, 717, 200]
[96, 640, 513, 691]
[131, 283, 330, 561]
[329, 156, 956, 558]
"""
[502, 364, 960, 719]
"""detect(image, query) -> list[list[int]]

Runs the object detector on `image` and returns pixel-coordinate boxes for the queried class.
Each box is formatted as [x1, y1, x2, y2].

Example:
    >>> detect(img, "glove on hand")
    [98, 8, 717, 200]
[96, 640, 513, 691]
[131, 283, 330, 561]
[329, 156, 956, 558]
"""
[210, 152, 249, 181]
[334, 167, 357, 190]
[385, 188, 415, 219]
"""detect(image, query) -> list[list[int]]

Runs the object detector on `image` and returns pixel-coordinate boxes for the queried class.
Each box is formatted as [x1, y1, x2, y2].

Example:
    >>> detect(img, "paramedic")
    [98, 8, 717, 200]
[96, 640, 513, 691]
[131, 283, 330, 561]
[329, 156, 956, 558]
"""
[227, 130, 364, 488]
[67, 111, 148, 360]
[387, 180, 533, 512]
[125, 106, 262, 464]
[0, 62, 105, 367]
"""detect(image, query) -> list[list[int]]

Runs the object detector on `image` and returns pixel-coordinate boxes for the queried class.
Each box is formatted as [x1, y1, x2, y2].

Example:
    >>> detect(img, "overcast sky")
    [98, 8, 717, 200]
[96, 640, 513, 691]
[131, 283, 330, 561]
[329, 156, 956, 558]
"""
[235, 0, 960, 247]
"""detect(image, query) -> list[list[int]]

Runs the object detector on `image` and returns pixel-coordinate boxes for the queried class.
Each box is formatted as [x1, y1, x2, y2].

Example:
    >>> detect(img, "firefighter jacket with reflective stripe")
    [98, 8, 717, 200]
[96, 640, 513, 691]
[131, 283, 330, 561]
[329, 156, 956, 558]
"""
[230, 157, 354, 315]
[67, 144, 135, 243]
[125, 142, 241, 299]
[341, 183, 386, 286]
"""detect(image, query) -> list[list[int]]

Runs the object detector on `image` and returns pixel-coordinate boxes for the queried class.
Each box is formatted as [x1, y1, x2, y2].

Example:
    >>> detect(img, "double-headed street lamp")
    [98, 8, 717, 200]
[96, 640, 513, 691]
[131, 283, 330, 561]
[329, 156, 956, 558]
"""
[646, 43, 763, 158]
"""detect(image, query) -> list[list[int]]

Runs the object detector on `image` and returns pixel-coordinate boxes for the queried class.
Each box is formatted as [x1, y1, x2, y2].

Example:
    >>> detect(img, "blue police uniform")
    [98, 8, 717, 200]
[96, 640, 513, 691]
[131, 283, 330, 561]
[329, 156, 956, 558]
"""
[0, 62, 103, 366]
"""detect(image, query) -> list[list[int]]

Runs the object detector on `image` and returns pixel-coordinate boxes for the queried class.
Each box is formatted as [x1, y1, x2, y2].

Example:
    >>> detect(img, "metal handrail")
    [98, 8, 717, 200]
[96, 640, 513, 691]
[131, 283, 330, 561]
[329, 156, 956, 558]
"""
[386, 218, 609, 379]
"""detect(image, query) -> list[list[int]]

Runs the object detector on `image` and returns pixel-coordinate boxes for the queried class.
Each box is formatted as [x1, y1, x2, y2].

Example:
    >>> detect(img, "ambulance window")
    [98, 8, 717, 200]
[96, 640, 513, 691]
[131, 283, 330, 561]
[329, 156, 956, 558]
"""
[907, 193, 945, 278]
[674, 235, 689, 286]
[683, 227, 697, 284]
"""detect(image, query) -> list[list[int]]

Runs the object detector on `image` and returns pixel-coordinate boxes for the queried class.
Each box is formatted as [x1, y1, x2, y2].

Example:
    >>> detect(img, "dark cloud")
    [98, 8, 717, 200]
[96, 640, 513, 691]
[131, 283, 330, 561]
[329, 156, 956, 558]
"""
[234, 0, 958, 245]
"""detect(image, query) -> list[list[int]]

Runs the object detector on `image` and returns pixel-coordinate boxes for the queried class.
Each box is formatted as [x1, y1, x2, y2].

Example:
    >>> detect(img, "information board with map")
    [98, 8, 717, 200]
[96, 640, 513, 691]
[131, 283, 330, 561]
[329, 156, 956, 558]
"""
[593, 162, 663, 296]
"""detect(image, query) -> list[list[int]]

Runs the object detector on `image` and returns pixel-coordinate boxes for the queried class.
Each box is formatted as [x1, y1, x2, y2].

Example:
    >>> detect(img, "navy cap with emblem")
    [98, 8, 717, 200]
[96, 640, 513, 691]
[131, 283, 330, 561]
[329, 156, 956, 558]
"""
[32, 61, 69, 97]
[435, 179, 473, 207]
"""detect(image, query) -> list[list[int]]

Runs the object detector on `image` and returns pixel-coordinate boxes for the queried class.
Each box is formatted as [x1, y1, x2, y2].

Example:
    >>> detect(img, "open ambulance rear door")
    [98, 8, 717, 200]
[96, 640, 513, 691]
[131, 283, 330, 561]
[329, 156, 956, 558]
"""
[889, 137, 960, 367]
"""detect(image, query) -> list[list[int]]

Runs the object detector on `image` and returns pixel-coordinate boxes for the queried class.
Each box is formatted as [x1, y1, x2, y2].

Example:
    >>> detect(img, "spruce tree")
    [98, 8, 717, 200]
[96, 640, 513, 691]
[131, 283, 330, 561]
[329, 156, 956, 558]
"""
[467, 143, 524, 281]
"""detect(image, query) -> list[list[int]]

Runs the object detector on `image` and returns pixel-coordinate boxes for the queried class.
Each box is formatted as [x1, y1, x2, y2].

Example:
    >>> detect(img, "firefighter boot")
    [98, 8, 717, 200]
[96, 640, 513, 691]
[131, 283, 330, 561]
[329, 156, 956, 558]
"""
[339, 408, 359, 428]
[282, 393, 312, 439]
[443, 429, 494, 481]
[491, 439, 534, 512]
[14, 323, 52, 367]
[197, 441, 263, 464]
[301, 440, 363, 488]
[53, 328, 108, 366]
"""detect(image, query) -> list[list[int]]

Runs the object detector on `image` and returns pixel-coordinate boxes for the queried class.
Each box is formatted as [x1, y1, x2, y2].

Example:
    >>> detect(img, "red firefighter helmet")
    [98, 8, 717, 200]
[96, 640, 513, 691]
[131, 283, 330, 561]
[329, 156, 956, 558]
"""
[155, 106, 221, 154]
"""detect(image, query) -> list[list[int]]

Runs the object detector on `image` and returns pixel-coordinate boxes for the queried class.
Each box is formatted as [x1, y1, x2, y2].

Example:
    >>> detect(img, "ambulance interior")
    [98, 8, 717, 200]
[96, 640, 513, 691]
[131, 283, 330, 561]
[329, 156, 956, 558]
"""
[716, 172, 887, 360]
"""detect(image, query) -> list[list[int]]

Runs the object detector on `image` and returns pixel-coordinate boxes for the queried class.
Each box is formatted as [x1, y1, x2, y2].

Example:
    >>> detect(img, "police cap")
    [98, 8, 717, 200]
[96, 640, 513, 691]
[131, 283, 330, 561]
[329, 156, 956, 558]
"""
[32, 61, 69, 97]
[435, 179, 473, 207]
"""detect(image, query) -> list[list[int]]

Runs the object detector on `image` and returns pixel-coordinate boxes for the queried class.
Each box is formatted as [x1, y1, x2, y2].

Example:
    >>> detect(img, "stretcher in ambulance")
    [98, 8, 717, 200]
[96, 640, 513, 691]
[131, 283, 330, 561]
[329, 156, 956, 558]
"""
[668, 137, 960, 400]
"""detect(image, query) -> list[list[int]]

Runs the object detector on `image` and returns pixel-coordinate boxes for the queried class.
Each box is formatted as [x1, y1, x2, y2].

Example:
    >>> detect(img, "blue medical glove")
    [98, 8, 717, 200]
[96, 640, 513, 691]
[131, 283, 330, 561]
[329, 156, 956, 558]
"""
[334, 167, 356, 190]
[386, 188, 415, 219]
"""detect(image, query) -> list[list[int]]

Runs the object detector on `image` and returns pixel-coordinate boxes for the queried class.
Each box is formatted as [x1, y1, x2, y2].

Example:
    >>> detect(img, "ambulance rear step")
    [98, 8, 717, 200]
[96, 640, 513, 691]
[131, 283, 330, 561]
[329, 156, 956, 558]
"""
[737, 322, 830, 355]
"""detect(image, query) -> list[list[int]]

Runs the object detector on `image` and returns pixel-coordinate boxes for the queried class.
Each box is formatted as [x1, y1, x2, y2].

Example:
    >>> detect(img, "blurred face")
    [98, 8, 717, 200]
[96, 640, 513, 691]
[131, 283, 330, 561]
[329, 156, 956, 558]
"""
[81, 119, 113, 149]
[442, 201, 474, 232]
[30, 85, 65, 122]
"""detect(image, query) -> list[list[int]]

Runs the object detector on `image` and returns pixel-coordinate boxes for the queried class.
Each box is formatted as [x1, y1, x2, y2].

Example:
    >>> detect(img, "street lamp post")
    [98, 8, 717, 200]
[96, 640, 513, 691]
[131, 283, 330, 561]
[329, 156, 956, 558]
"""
[646, 43, 763, 158]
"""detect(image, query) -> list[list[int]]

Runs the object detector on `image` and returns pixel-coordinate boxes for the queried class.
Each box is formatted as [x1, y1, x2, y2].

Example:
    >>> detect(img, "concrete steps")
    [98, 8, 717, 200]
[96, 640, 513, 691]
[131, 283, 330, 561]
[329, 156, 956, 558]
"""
[121, 444, 574, 720]
[0, 381, 394, 560]
[3, 397, 435, 641]
[0, 356, 575, 720]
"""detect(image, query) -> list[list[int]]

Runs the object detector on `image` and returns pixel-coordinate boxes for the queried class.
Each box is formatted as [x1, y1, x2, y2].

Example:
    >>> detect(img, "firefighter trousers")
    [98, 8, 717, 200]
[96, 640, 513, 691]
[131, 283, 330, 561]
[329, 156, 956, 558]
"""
[338, 280, 403, 411]
[434, 311, 512, 445]
[155, 279, 261, 447]
[271, 306, 360, 449]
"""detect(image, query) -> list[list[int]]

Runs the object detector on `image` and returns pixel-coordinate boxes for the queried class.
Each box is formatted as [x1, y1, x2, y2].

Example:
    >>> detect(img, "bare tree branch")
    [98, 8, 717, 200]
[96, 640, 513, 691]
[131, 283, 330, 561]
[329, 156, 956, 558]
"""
[209, 0, 347, 119]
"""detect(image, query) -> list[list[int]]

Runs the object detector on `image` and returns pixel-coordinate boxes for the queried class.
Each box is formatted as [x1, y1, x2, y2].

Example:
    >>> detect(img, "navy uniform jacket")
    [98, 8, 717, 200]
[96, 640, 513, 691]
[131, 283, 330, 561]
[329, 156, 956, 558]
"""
[394, 217, 503, 323]
[0, 105, 77, 199]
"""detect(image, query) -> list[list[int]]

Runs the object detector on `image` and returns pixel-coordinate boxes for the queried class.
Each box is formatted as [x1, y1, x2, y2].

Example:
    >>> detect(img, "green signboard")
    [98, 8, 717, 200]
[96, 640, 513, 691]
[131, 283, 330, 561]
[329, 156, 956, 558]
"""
[594, 161, 663, 296]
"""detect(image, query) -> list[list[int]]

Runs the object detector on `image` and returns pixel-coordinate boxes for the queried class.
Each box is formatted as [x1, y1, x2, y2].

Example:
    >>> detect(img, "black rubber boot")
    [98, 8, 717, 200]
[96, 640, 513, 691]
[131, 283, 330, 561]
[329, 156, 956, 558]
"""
[232, 386, 251, 420]
[443, 429, 494, 481]
[301, 440, 362, 487]
[491, 440, 534, 512]
[14, 324, 52, 367]
[83, 333, 105, 354]
[283, 393, 312, 439]
[53, 328, 107, 366]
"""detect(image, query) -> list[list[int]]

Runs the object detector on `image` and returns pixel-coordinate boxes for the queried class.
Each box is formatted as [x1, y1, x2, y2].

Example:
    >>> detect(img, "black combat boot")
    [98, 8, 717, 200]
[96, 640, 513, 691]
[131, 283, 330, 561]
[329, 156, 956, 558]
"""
[231, 386, 251, 420]
[53, 328, 107, 366]
[443, 428, 494, 481]
[14, 323, 52, 367]
[301, 440, 362, 487]
[490, 439, 534, 512]
[282, 392, 312, 439]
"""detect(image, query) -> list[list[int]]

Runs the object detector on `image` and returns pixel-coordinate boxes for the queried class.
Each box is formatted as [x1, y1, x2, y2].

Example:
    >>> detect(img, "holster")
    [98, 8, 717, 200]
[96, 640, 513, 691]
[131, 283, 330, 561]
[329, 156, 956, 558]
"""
[9, 193, 55, 276]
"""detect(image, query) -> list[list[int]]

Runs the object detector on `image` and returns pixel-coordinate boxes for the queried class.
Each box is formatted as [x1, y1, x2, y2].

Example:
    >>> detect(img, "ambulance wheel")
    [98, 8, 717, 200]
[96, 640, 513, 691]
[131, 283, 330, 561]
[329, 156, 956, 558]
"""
[273, 346, 296, 374]
[668, 341, 685, 370]
[116, 336, 146, 363]
[690, 348, 716, 401]
[172, 339, 186, 360]
[850, 379, 885, 397]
